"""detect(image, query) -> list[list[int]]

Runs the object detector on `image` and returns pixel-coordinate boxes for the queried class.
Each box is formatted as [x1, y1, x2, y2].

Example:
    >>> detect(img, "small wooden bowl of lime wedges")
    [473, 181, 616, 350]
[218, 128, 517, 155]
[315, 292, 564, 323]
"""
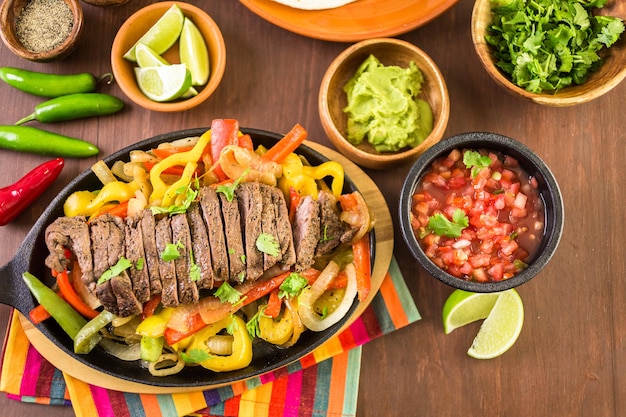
[111, 1, 226, 112]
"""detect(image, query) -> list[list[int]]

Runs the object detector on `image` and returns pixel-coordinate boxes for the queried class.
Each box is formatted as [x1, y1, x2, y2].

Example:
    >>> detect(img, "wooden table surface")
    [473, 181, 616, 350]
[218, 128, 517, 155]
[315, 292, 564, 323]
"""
[1, 0, 624, 416]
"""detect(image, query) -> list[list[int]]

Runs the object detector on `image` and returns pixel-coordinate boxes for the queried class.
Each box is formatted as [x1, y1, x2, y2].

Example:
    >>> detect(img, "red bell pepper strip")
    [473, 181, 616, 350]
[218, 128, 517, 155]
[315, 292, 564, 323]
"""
[56, 270, 100, 319]
[29, 303, 52, 324]
[261, 124, 308, 163]
[142, 294, 162, 319]
[238, 133, 253, 150]
[210, 119, 240, 181]
[352, 235, 371, 302]
[94, 200, 129, 219]
[0, 157, 64, 226]
[264, 288, 282, 319]
[288, 186, 301, 223]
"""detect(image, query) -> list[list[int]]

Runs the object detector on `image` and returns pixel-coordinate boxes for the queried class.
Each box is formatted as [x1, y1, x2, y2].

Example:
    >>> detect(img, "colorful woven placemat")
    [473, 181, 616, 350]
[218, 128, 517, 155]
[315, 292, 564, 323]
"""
[0, 257, 420, 417]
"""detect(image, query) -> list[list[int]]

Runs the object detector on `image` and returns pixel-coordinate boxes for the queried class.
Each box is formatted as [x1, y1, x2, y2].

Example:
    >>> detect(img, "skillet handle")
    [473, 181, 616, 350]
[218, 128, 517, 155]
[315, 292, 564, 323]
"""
[0, 258, 35, 317]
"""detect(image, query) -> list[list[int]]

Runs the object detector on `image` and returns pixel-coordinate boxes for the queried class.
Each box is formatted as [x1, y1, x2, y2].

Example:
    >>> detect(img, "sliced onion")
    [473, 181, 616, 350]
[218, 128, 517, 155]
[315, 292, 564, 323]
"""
[298, 262, 357, 332]
[206, 335, 234, 355]
[148, 353, 185, 377]
[98, 338, 142, 361]
[281, 297, 303, 348]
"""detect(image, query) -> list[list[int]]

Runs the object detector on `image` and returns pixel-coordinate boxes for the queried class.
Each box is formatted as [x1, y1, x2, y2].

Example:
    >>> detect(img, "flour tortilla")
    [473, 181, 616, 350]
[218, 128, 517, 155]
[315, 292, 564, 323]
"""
[271, 0, 358, 10]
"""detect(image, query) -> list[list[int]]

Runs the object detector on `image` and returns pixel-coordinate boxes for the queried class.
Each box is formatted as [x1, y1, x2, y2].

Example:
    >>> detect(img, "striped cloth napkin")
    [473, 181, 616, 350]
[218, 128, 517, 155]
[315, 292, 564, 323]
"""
[0, 257, 420, 417]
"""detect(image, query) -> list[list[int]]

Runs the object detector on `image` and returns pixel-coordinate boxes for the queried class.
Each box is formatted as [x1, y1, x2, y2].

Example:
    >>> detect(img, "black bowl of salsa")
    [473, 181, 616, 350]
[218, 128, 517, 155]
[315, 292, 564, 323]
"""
[399, 132, 564, 292]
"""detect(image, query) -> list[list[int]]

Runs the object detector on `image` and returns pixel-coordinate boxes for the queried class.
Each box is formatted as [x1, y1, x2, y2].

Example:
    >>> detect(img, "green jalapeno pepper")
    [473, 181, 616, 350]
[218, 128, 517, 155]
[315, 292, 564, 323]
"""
[0, 67, 98, 98]
[0, 125, 99, 158]
[15, 93, 125, 125]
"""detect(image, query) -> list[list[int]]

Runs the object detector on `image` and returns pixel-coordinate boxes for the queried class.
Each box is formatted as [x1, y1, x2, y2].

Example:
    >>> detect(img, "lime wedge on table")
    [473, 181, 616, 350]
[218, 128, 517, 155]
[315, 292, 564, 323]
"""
[135, 64, 192, 102]
[123, 4, 185, 62]
[443, 289, 524, 359]
[179, 17, 210, 86]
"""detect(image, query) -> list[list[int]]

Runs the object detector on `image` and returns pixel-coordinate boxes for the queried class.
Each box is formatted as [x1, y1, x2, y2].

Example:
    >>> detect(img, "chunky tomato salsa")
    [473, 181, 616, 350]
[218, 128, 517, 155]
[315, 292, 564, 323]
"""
[410, 148, 545, 282]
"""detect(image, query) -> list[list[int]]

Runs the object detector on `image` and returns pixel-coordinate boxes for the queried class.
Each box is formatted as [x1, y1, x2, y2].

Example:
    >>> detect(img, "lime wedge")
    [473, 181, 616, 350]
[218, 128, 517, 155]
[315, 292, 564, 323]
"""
[466, 289, 524, 359]
[135, 43, 170, 68]
[179, 17, 209, 86]
[123, 4, 185, 62]
[442, 290, 500, 334]
[443, 289, 524, 359]
[135, 64, 192, 102]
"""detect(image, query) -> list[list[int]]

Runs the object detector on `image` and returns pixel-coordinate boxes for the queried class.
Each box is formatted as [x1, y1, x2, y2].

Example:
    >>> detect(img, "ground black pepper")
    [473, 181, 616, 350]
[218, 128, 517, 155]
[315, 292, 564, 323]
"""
[15, 0, 74, 53]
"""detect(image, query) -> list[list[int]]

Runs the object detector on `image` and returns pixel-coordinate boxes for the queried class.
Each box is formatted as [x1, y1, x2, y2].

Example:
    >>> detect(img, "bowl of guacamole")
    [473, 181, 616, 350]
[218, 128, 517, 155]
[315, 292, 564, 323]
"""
[319, 38, 450, 170]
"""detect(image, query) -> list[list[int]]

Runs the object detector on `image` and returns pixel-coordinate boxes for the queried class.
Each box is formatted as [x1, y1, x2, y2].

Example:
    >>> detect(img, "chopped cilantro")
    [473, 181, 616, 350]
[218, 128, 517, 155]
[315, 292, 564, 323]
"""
[215, 282, 241, 304]
[319, 224, 335, 243]
[463, 150, 492, 177]
[160, 240, 183, 261]
[181, 348, 211, 364]
[485, 0, 625, 93]
[246, 307, 264, 339]
[135, 258, 145, 270]
[150, 185, 198, 216]
[97, 257, 132, 284]
[226, 317, 238, 335]
[427, 209, 469, 238]
[256, 232, 280, 257]
[188, 247, 201, 282]
[278, 273, 308, 299]
[216, 169, 249, 202]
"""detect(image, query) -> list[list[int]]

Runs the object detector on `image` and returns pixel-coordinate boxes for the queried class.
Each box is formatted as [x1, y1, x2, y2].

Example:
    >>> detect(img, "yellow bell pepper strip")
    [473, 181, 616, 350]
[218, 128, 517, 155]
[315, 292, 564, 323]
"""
[63, 190, 96, 217]
[63, 181, 139, 217]
[261, 123, 308, 163]
[161, 162, 197, 207]
[149, 129, 211, 204]
[181, 315, 252, 372]
[22, 271, 88, 339]
[279, 153, 344, 200]
[73, 310, 116, 354]
[136, 307, 174, 338]
[302, 161, 344, 198]
[258, 305, 294, 345]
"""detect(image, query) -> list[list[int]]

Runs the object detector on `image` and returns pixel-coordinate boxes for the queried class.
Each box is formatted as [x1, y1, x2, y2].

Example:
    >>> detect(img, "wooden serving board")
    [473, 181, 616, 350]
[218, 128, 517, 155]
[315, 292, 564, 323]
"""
[18, 140, 394, 394]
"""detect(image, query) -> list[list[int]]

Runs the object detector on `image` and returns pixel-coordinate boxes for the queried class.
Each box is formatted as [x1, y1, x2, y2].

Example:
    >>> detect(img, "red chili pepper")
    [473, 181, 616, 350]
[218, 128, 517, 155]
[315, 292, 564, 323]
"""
[0, 157, 64, 226]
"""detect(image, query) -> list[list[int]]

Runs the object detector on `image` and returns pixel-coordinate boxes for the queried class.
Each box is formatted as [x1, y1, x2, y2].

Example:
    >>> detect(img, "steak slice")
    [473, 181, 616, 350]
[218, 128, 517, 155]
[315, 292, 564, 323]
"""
[199, 187, 229, 283]
[140, 209, 162, 296]
[44, 216, 95, 290]
[90, 215, 119, 315]
[110, 272, 142, 317]
[259, 184, 280, 271]
[154, 216, 179, 307]
[237, 182, 264, 281]
[315, 191, 347, 256]
[219, 191, 246, 283]
[125, 215, 151, 304]
[186, 203, 214, 289]
[269, 186, 296, 270]
[292, 195, 321, 271]
[170, 213, 199, 304]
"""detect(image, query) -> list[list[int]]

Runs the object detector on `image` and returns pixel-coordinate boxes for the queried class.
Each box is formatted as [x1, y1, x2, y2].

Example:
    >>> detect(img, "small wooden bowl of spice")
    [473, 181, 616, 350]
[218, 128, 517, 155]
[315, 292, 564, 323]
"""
[0, 0, 84, 62]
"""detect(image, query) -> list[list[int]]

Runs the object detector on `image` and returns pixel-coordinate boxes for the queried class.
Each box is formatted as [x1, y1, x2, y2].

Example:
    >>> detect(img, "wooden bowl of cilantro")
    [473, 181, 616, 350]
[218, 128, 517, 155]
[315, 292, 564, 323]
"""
[472, 0, 626, 106]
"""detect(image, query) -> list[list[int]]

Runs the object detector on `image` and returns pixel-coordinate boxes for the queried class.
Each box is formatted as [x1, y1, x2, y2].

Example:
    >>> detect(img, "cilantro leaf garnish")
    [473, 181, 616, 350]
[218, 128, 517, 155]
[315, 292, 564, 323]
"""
[150, 185, 198, 216]
[246, 307, 264, 339]
[463, 150, 492, 178]
[256, 232, 280, 257]
[181, 348, 211, 364]
[214, 282, 241, 304]
[216, 169, 249, 202]
[278, 273, 308, 299]
[160, 240, 183, 261]
[97, 257, 132, 284]
[427, 209, 469, 238]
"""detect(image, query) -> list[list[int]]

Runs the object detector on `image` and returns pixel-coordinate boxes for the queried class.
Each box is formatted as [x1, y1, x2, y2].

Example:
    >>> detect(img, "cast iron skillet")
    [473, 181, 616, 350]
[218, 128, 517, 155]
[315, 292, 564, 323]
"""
[0, 127, 368, 388]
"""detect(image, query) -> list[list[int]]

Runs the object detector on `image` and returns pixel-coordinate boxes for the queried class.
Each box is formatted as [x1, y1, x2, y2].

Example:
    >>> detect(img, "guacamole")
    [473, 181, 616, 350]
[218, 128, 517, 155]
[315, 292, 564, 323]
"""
[343, 54, 433, 153]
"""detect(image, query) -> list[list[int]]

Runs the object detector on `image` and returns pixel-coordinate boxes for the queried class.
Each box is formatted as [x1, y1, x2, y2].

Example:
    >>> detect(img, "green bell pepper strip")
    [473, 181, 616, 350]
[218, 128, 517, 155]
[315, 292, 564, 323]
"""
[0, 67, 97, 98]
[74, 310, 115, 354]
[22, 272, 87, 340]
[141, 335, 164, 362]
[0, 125, 99, 158]
[15, 93, 125, 125]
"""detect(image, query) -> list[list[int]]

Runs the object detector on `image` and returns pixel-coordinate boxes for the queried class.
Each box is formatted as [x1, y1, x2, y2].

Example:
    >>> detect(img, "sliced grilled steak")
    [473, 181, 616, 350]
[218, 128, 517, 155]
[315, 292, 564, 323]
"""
[199, 187, 229, 283]
[170, 213, 199, 304]
[140, 209, 162, 296]
[90, 214, 120, 315]
[186, 203, 214, 289]
[259, 184, 280, 271]
[96, 280, 118, 316]
[269, 186, 296, 270]
[219, 191, 247, 282]
[315, 191, 347, 256]
[237, 182, 264, 281]
[125, 215, 151, 304]
[154, 216, 179, 307]
[111, 271, 142, 316]
[292, 195, 320, 271]
[44, 216, 95, 290]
